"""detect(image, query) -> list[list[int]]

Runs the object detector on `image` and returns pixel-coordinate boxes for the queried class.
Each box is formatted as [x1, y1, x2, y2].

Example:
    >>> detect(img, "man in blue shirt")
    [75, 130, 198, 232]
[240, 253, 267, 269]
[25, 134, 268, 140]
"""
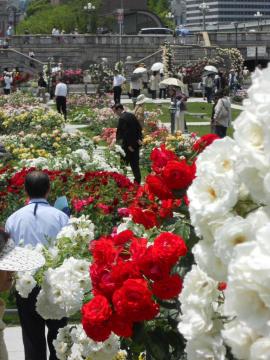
[6, 171, 69, 360]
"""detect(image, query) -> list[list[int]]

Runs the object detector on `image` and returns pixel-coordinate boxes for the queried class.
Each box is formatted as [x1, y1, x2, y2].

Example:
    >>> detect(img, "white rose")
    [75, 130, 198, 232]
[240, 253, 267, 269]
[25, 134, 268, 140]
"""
[249, 337, 270, 360]
[213, 216, 253, 266]
[193, 241, 227, 281]
[185, 334, 226, 360]
[222, 320, 258, 360]
[188, 174, 238, 222]
[196, 137, 239, 180]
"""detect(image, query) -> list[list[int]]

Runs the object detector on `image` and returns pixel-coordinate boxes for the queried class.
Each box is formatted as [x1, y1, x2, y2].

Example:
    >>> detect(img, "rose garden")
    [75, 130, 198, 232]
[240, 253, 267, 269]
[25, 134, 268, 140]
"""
[1, 43, 270, 360]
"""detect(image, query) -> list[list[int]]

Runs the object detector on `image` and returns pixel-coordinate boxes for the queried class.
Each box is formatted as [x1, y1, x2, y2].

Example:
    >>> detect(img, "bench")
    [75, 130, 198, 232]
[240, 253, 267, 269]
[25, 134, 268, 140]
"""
[185, 112, 208, 119]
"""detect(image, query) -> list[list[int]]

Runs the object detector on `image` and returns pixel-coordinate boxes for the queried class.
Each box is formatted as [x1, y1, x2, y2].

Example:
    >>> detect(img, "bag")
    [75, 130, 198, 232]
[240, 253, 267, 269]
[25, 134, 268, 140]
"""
[180, 101, 187, 111]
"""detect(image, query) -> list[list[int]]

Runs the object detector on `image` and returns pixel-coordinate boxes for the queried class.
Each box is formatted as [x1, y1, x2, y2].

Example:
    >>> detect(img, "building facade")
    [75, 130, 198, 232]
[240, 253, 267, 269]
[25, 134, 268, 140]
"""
[171, 0, 186, 25]
[186, 0, 270, 28]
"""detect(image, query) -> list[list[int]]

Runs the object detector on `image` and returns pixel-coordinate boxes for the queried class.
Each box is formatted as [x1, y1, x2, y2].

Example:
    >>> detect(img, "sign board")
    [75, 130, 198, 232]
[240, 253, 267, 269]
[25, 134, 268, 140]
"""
[257, 46, 267, 56]
[116, 8, 124, 23]
[246, 46, 256, 58]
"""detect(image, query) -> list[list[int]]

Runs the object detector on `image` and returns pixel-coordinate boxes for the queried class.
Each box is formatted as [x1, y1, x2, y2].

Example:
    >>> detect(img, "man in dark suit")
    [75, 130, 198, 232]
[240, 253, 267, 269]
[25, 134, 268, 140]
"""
[115, 104, 142, 184]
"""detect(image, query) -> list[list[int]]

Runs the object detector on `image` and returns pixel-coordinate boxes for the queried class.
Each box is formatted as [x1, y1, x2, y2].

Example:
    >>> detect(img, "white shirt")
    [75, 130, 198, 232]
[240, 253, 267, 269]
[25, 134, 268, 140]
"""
[4, 76, 12, 89]
[5, 198, 69, 246]
[55, 82, 68, 97]
[131, 78, 142, 90]
[113, 75, 126, 87]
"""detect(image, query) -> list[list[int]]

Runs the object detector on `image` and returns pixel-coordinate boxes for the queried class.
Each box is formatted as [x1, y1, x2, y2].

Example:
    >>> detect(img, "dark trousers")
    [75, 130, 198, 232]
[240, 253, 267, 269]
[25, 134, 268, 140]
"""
[56, 96, 67, 120]
[4, 89, 10, 95]
[159, 88, 166, 99]
[125, 147, 141, 184]
[132, 89, 140, 98]
[215, 125, 227, 138]
[16, 287, 67, 360]
[151, 90, 157, 99]
[113, 86, 122, 104]
[205, 87, 213, 103]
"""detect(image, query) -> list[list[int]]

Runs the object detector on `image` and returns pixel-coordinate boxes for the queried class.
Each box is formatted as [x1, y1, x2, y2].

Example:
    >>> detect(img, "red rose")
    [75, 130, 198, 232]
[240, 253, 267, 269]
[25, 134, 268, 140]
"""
[218, 282, 227, 291]
[130, 237, 148, 262]
[90, 237, 118, 266]
[162, 160, 196, 190]
[129, 207, 158, 229]
[113, 230, 134, 246]
[152, 274, 183, 300]
[146, 175, 173, 200]
[112, 279, 159, 322]
[81, 295, 112, 341]
[110, 313, 133, 338]
[82, 319, 111, 342]
[139, 246, 170, 281]
[193, 134, 220, 153]
[150, 145, 178, 174]
[152, 232, 187, 267]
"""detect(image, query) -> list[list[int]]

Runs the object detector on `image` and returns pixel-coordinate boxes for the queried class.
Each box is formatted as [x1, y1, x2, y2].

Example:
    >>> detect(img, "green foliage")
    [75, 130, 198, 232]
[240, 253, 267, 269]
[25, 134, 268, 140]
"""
[147, 0, 173, 28]
[26, 0, 50, 17]
[17, 0, 102, 34]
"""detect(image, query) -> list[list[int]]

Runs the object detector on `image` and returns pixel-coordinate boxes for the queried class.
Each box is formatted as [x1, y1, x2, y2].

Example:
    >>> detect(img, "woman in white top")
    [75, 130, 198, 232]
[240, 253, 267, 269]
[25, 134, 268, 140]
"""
[214, 90, 232, 138]
[149, 71, 160, 99]
[3, 75, 12, 95]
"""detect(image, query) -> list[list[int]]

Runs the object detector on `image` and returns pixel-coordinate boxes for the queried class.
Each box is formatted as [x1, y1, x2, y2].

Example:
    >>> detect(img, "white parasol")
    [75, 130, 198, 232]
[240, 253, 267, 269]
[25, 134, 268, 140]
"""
[133, 67, 147, 74]
[151, 62, 164, 71]
[159, 77, 184, 88]
[204, 65, 218, 73]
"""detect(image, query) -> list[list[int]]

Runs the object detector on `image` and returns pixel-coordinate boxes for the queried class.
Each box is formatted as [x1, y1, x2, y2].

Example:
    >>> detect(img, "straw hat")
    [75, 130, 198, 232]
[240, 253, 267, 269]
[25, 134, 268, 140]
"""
[0, 239, 45, 271]
[136, 94, 148, 105]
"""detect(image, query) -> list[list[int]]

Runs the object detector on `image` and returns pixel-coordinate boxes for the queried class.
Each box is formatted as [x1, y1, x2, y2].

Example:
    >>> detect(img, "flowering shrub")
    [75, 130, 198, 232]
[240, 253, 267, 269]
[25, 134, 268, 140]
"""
[0, 106, 64, 134]
[53, 325, 126, 360]
[52, 69, 83, 84]
[82, 229, 187, 356]
[0, 167, 136, 236]
[0, 91, 41, 107]
[0, 130, 94, 160]
[68, 94, 112, 109]
[177, 66, 270, 359]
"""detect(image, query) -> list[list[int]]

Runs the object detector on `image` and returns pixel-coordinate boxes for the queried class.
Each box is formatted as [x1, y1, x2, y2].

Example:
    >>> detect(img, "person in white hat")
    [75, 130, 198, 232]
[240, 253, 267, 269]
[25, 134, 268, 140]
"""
[134, 94, 147, 128]
[0, 228, 45, 360]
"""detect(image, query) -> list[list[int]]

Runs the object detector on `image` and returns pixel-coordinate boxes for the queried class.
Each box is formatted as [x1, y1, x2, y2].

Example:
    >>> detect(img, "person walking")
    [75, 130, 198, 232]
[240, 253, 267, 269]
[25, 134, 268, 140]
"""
[205, 74, 214, 103]
[113, 70, 126, 104]
[149, 71, 160, 99]
[213, 90, 232, 138]
[3, 73, 12, 95]
[175, 94, 187, 132]
[5, 171, 69, 360]
[134, 94, 146, 128]
[159, 72, 166, 99]
[55, 78, 67, 120]
[0, 229, 45, 360]
[115, 104, 142, 184]
[37, 73, 47, 102]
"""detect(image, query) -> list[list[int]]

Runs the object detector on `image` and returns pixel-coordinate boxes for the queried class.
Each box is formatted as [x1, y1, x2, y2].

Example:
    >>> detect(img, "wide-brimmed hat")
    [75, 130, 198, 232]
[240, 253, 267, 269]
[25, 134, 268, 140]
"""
[136, 94, 149, 105]
[0, 239, 45, 271]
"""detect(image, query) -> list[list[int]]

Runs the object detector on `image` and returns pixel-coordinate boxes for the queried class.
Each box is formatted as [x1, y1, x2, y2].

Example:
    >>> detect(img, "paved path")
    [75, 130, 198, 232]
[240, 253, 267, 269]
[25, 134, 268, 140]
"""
[5, 326, 24, 360]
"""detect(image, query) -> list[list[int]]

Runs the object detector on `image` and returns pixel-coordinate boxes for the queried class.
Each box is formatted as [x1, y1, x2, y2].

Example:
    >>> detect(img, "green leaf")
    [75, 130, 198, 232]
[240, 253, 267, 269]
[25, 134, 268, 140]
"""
[145, 328, 169, 360]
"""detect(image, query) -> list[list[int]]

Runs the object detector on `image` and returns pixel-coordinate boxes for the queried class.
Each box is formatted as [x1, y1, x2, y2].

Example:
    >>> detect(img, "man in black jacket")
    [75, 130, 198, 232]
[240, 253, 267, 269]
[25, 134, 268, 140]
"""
[115, 104, 142, 184]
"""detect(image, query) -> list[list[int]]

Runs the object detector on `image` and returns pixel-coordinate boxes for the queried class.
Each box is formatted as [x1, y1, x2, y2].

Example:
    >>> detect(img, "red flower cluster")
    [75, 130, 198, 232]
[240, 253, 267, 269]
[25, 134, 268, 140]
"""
[193, 134, 220, 153]
[128, 145, 196, 229]
[82, 230, 187, 341]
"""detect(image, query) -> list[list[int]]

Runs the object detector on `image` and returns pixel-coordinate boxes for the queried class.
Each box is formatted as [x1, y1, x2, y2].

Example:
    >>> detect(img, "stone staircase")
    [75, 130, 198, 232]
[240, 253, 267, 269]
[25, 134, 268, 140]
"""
[0, 48, 44, 74]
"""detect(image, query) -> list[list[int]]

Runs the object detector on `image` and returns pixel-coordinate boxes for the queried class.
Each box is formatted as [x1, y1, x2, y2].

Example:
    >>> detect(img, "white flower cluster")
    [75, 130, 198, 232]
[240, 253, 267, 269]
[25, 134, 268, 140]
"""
[179, 66, 270, 359]
[36, 257, 91, 320]
[53, 324, 124, 360]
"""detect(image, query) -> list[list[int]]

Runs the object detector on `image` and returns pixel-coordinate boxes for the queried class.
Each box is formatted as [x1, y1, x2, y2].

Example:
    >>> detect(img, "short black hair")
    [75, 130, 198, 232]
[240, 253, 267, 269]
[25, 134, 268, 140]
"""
[115, 104, 124, 110]
[0, 228, 9, 254]
[25, 171, 50, 198]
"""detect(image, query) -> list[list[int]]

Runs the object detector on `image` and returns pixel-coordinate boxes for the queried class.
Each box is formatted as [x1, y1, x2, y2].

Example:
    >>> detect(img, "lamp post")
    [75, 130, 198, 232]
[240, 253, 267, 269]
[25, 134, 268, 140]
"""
[83, 2, 96, 33]
[166, 11, 175, 25]
[232, 22, 239, 48]
[199, 2, 209, 31]
[254, 11, 263, 32]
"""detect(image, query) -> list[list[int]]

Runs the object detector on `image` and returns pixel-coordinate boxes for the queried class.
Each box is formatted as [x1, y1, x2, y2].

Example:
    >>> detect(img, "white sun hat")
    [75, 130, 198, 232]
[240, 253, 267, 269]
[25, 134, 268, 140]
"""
[0, 239, 45, 271]
[136, 94, 151, 105]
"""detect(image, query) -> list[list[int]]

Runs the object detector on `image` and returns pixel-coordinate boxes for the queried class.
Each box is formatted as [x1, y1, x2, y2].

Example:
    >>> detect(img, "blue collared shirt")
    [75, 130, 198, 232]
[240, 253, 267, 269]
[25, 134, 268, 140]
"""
[5, 198, 69, 246]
